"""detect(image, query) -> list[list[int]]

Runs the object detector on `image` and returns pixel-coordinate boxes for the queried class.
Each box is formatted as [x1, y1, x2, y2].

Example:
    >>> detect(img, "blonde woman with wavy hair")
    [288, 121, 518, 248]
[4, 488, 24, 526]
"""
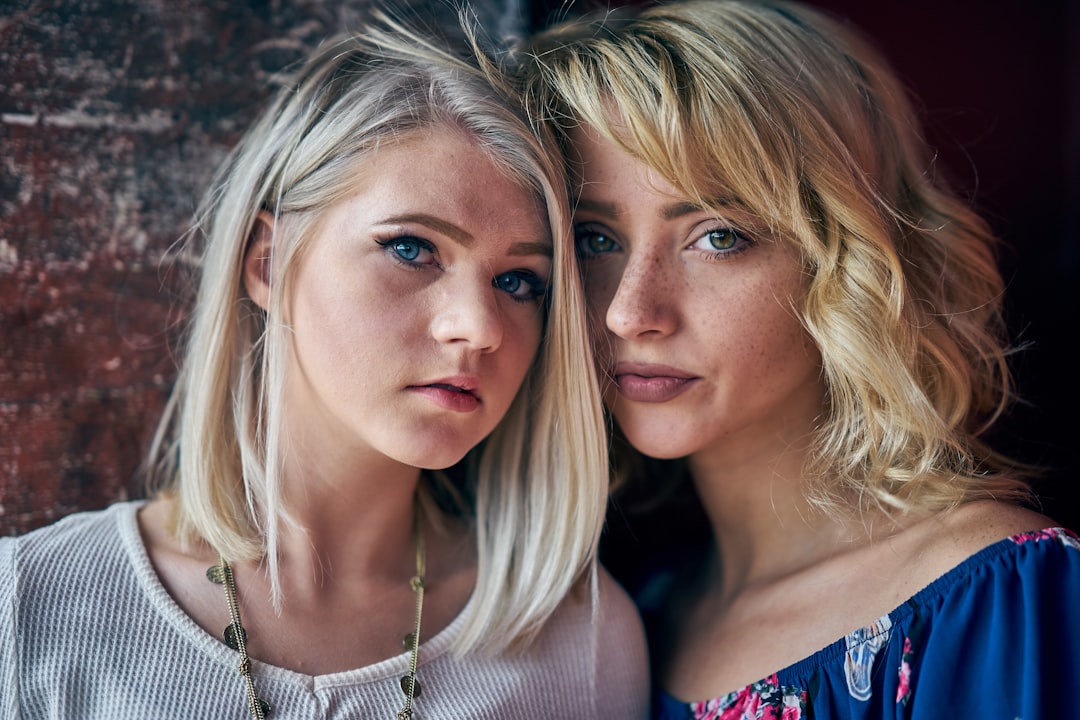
[517, 1, 1079, 717]
[0, 7, 649, 719]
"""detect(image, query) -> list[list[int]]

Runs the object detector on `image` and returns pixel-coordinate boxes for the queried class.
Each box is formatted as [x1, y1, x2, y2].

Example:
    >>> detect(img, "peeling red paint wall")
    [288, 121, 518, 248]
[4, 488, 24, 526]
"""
[4, 0, 1077, 537]
[0, 0, 511, 534]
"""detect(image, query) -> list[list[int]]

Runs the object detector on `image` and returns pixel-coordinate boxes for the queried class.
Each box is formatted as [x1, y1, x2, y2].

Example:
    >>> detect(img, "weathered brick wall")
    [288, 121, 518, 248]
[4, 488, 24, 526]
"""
[0, 0, 518, 534]
[2, 0, 1077, 536]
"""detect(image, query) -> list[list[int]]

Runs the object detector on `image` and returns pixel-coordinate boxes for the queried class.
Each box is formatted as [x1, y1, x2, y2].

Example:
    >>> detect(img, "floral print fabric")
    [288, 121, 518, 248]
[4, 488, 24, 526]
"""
[688, 675, 805, 720]
[656, 527, 1080, 720]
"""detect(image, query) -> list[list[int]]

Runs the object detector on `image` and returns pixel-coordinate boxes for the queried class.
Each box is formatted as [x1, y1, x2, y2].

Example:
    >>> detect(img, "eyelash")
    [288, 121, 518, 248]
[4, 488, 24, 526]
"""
[694, 227, 754, 260]
[375, 235, 548, 304]
[496, 271, 549, 304]
[376, 235, 438, 268]
[573, 224, 755, 260]
[573, 226, 620, 259]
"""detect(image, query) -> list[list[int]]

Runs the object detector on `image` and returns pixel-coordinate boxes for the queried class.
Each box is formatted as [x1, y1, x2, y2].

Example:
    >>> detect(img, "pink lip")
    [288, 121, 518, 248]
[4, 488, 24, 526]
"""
[408, 376, 481, 413]
[611, 362, 699, 403]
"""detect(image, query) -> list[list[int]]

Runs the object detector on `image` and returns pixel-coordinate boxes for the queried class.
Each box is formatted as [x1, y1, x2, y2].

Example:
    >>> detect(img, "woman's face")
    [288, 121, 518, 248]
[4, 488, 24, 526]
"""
[272, 124, 550, 471]
[570, 126, 826, 464]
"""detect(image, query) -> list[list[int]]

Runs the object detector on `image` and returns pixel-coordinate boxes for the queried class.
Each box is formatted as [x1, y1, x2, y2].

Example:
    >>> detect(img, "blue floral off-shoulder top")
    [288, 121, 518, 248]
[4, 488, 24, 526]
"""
[654, 527, 1080, 720]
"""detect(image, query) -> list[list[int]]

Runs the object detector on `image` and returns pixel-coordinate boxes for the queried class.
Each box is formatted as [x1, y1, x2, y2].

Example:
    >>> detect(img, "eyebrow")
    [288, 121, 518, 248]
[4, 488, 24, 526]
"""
[382, 213, 474, 246]
[574, 198, 708, 221]
[508, 241, 553, 258]
[661, 201, 703, 221]
[574, 198, 618, 217]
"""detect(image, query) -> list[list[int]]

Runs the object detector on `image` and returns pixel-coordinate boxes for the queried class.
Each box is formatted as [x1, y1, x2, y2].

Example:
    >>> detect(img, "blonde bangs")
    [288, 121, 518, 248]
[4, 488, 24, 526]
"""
[518, 0, 1031, 520]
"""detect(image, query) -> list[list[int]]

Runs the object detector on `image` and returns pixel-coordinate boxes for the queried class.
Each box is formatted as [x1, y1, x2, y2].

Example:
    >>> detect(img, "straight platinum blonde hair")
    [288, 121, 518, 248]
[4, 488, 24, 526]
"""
[147, 7, 608, 655]
[517, 0, 1031, 518]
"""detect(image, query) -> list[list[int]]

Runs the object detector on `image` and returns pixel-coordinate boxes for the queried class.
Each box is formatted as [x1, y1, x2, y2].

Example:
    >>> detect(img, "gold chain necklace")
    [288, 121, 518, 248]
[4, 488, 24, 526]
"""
[206, 515, 427, 719]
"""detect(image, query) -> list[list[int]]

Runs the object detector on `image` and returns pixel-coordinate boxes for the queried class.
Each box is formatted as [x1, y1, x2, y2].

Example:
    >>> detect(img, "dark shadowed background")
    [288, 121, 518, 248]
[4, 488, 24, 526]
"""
[2, 0, 1077, 536]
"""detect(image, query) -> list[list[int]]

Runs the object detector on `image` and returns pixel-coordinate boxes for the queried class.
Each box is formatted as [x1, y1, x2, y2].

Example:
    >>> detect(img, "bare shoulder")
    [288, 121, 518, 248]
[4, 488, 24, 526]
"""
[901, 500, 1058, 579]
[935, 499, 1058, 549]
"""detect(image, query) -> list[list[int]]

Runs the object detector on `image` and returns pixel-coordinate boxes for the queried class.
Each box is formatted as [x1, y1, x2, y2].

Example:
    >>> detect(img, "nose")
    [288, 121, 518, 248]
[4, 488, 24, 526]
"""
[431, 274, 503, 352]
[604, 251, 678, 340]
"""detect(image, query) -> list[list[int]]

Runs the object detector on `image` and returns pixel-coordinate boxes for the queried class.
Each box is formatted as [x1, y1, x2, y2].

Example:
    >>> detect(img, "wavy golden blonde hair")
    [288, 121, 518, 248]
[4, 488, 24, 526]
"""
[517, 0, 1031, 518]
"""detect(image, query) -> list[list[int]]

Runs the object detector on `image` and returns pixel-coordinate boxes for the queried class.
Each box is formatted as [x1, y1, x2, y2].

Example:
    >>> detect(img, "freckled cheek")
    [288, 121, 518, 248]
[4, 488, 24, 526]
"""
[695, 276, 802, 364]
[742, 307, 818, 383]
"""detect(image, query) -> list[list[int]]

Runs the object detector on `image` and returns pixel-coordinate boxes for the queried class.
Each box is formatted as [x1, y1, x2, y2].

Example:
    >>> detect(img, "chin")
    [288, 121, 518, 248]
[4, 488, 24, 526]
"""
[411, 448, 473, 471]
[635, 446, 691, 461]
[417, 458, 468, 472]
[401, 434, 482, 471]
[383, 420, 491, 469]
[618, 429, 692, 460]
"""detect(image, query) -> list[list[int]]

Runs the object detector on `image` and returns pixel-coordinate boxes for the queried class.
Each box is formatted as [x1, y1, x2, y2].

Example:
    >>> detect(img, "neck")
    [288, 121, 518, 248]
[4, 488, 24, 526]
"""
[686, 381, 867, 600]
[267, 424, 426, 594]
[691, 445, 820, 590]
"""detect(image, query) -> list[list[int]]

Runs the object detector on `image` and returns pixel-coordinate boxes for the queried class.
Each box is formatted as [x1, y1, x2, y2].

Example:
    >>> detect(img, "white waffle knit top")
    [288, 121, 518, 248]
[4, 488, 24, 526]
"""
[1, 501, 649, 719]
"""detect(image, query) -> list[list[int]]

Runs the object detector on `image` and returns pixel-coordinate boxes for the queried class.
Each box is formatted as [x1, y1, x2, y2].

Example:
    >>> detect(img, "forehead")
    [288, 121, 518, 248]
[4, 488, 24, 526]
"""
[568, 124, 709, 217]
[315, 125, 549, 241]
[568, 121, 801, 244]
[570, 125, 662, 188]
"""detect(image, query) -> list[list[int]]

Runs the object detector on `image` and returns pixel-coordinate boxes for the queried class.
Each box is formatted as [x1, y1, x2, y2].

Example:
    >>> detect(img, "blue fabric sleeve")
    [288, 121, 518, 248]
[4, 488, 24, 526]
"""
[905, 530, 1080, 719]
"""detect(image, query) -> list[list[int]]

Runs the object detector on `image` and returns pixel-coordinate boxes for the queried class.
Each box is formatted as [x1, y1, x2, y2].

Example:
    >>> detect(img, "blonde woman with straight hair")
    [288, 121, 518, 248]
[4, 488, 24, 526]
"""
[0, 6, 649, 718]
[517, 1, 1079, 718]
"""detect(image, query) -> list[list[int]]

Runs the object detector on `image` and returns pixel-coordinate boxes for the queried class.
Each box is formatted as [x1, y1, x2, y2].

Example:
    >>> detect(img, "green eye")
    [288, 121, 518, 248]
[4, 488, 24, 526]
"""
[707, 229, 738, 251]
[589, 234, 615, 253]
[692, 225, 753, 258]
[575, 228, 620, 257]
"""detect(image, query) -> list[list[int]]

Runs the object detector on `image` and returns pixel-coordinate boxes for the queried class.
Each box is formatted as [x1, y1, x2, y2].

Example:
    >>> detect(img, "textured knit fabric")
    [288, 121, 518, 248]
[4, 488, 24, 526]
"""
[1, 501, 650, 719]
[653, 527, 1080, 720]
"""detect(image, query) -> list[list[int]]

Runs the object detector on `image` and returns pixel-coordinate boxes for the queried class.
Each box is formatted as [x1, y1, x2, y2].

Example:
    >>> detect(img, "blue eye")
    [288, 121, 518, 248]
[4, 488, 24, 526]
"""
[494, 271, 547, 303]
[496, 274, 521, 294]
[393, 240, 421, 261]
[376, 236, 436, 267]
[574, 226, 620, 257]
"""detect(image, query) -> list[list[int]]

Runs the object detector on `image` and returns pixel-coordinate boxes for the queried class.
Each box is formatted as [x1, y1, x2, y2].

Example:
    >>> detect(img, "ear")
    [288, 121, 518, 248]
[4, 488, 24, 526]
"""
[243, 210, 275, 312]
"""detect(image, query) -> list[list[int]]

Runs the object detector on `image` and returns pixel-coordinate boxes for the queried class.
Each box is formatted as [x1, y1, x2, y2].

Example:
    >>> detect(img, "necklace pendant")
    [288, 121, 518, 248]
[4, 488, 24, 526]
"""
[211, 501, 426, 719]
[206, 564, 226, 584]
[399, 675, 422, 697]
[224, 622, 247, 651]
